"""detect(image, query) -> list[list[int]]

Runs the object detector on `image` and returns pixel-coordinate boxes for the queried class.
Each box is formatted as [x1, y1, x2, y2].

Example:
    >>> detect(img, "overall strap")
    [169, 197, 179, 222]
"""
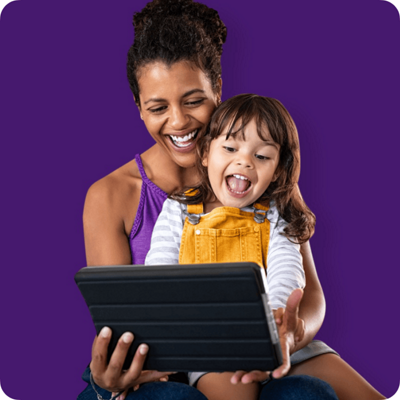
[186, 203, 203, 225]
[187, 203, 204, 214]
[253, 202, 270, 224]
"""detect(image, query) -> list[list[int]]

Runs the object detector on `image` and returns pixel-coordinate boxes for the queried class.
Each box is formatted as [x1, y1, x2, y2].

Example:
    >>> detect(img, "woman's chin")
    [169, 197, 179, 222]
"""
[170, 151, 197, 170]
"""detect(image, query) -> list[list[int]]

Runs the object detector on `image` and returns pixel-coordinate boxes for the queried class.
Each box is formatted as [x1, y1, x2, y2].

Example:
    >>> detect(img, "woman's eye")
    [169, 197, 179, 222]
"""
[149, 106, 167, 113]
[223, 146, 236, 152]
[186, 99, 205, 106]
[255, 154, 270, 160]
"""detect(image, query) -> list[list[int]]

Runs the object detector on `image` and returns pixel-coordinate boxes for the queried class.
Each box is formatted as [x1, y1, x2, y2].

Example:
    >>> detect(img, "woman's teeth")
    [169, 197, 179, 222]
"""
[170, 130, 198, 147]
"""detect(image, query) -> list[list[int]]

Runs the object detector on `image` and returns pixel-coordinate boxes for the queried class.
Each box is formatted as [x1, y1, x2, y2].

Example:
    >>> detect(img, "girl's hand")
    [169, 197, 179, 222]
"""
[230, 289, 304, 384]
[274, 294, 305, 349]
[90, 327, 174, 395]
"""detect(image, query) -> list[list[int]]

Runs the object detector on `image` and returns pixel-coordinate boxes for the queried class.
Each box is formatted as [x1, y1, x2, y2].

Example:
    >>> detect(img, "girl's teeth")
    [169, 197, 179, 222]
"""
[233, 174, 248, 180]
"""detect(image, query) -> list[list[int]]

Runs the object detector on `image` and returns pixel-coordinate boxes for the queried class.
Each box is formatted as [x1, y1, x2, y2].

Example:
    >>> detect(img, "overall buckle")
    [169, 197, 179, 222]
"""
[253, 209, 267, 223]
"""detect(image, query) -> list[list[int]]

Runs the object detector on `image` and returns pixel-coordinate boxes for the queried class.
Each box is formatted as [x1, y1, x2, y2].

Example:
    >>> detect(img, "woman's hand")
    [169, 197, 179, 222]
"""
[90, 327, 174, 396]
[230, 289, 304, 384]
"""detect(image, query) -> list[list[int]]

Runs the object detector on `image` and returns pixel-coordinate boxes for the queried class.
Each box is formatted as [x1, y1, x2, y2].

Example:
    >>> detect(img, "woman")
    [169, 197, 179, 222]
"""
[79, 1, 384, 399]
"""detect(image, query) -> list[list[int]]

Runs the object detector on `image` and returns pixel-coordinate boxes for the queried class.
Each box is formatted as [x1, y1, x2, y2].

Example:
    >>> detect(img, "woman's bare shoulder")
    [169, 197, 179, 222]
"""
[84, 159, 142, 234]
[83, 160, 143, 265]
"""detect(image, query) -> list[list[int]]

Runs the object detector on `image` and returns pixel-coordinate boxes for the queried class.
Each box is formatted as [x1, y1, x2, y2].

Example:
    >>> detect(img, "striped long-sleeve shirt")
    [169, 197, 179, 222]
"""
[145, 198, 305, 309]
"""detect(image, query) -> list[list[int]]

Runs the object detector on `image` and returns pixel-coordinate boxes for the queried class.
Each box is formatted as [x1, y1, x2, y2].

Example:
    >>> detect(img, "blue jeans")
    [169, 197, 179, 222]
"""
[78, 367, 338, 400]
[260, 375, 338, 400]
[78, 367, 207, 400]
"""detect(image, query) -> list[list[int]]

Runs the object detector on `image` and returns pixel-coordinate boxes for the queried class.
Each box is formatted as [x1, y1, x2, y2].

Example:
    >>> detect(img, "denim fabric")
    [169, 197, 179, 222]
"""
[79, 368, 338, 400]
[77, 367, 207, 400]
[260, 375, 338, 400]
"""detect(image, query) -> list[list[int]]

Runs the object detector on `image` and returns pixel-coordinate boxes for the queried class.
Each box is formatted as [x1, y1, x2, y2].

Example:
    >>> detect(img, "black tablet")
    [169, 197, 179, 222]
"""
[75, 262, 282, 372]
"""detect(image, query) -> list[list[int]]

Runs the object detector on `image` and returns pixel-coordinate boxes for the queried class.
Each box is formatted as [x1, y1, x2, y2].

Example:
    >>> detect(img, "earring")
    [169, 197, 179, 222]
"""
[140, 114, 143, 120]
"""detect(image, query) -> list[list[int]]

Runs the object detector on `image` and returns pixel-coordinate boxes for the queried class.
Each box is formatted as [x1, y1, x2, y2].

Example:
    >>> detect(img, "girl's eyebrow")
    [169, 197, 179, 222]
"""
[262, 140, 279, 150]
[143, 89, 206, 105]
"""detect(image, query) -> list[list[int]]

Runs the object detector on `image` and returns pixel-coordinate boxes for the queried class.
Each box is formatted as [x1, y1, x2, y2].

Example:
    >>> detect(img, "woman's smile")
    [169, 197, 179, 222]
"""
[165, 128, 200, 152]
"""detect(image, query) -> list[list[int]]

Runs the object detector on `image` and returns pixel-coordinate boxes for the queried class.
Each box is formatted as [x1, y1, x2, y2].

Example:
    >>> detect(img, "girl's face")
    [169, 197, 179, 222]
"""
[203, 119, 280, 209]
[137, 61, 221, 169]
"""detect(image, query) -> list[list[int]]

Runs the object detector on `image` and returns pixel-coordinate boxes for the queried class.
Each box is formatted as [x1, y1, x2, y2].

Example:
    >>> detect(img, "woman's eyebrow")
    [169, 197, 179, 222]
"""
[143, 89, 206, 105]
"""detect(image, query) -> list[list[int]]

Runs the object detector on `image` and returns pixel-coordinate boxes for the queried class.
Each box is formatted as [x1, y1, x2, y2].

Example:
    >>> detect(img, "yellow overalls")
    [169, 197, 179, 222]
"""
[179, 203, 271, 268]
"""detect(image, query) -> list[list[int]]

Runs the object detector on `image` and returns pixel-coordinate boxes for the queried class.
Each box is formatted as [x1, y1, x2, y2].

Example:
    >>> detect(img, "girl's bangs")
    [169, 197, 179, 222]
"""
[212, 98, 265, 141]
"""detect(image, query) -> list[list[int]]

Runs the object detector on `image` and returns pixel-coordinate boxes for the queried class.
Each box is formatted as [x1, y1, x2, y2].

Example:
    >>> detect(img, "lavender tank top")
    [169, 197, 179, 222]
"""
[129, 154, 168, 265]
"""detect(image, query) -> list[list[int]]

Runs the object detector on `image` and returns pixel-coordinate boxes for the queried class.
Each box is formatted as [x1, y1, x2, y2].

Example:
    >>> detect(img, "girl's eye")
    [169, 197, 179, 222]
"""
[223, 146, 236, 152]
[255, 154, 270, 160]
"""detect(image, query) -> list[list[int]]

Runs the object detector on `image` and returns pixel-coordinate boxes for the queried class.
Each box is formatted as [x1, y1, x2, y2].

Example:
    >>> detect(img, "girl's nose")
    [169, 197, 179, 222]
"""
[169, 106, 190, 130]
[235, 153, 253, 168]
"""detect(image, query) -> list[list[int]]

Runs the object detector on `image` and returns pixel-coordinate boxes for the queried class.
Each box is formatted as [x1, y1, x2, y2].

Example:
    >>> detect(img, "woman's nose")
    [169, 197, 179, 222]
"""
[169, 106, 190, 130]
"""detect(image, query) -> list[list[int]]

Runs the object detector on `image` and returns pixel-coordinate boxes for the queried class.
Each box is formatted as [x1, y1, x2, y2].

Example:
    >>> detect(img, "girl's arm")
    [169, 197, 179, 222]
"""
[145, 198, 184, 265]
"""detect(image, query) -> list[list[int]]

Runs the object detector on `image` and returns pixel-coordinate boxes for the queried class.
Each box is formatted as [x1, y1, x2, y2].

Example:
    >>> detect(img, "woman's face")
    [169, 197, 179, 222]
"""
[137, 60, 220, 168]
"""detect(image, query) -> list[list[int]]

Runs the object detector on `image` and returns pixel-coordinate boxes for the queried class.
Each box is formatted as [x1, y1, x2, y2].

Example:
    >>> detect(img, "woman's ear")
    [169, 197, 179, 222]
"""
[134, 95, 143, 120]
[202, 154, 208, 167]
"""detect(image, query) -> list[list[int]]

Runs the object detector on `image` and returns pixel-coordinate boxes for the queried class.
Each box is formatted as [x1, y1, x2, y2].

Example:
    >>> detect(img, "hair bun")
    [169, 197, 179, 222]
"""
[133, 0, 226, 55]
[127, 0, 227, 103]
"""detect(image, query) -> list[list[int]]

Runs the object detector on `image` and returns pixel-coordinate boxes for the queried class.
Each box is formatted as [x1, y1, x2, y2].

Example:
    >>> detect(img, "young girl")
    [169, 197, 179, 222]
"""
[145, 93, 339, 400]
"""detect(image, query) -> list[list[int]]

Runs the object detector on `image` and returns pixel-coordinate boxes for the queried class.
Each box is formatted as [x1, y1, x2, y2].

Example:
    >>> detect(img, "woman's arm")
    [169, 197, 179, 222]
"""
[83, 176, 172, 394]
[83, 177, 133, 266]
[293, 241, 325, 352]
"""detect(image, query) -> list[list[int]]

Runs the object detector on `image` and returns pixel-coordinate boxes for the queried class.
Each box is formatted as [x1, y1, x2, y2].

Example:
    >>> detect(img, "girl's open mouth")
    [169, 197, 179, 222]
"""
[225, 174, 252, 195]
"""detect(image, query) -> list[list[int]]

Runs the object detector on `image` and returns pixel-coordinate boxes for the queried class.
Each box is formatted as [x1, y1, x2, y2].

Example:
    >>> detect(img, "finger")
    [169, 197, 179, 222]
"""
[295, 319, 305, 343]
[274, 308, 285, 325]
[240, 370, 270, 384]
[137, 370, 175, 385]
[159, 375, 169, 382]
[112, 389, 128, 400]
[272, 350, 291, 379]
[106, 332, 134, 385]
[90, 327, 112, 376]
[230, 370, 247, 384]
[273, 333, 292, 379]
[121, 343, 148, 387]
[284, 289, 303, 332]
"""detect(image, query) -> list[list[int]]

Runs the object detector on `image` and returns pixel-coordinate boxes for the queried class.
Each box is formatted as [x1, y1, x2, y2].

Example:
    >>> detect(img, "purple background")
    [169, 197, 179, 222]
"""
[1, 0, 399, 398]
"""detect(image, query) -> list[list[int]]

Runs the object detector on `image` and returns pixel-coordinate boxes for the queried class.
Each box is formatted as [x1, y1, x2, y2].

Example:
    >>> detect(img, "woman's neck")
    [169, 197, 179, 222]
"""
[141, 145, 200, 194]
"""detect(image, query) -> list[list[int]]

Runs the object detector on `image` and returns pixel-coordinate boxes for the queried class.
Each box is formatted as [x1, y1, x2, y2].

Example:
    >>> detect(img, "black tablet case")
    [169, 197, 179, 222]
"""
[75, 262, 283, 372]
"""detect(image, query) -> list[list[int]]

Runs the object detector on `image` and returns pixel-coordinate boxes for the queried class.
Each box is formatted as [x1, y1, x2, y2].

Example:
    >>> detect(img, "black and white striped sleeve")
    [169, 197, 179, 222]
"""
[266, 206, 305, 310]
[145, 198, 185, 265]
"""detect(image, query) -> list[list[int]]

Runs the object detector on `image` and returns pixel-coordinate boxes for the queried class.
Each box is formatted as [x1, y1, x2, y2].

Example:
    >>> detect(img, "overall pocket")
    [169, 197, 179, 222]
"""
[194, 226, 263, 266]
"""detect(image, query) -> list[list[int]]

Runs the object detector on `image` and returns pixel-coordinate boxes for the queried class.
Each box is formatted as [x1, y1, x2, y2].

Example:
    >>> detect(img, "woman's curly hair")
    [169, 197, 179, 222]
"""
[172, 94, 316, 244]
[127, 0, 227, 104]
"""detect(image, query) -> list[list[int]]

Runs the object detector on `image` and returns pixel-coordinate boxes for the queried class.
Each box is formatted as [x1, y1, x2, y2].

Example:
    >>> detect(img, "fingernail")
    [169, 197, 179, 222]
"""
[100, 327, 111, 338]
[139, 344, 148, 355]
[119, 395, 125, 400]
[122, 332, 133, 343]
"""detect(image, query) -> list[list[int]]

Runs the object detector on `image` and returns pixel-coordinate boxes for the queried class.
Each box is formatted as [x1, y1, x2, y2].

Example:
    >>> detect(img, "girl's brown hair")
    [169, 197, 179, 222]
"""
[172, 93, 316, 243]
